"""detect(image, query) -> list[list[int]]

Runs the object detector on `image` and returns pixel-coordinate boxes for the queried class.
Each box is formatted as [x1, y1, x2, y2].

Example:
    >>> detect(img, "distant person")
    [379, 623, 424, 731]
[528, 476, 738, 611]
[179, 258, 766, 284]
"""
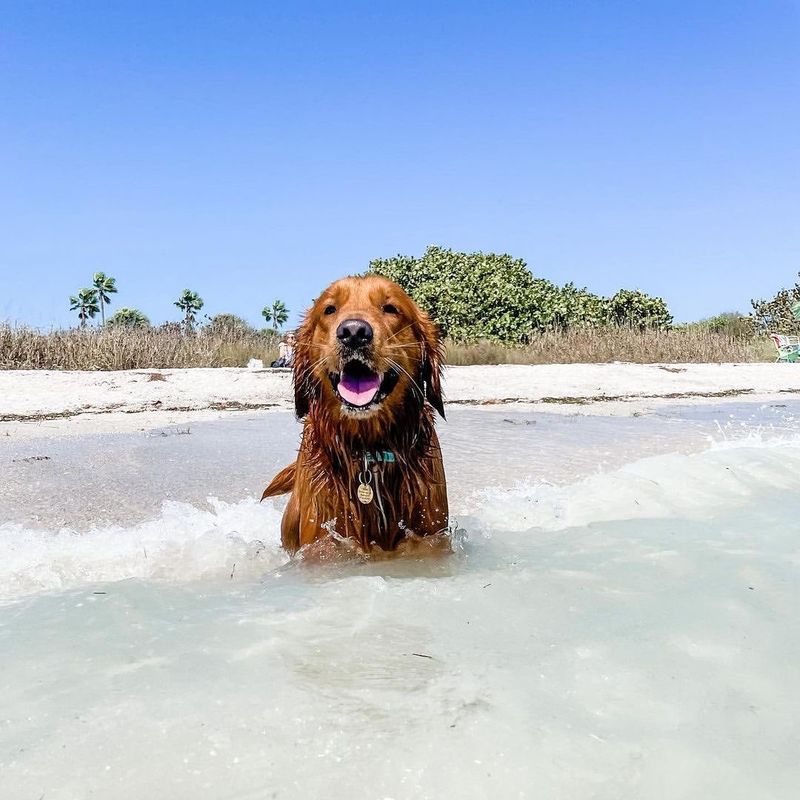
[271, 332, 295, 368]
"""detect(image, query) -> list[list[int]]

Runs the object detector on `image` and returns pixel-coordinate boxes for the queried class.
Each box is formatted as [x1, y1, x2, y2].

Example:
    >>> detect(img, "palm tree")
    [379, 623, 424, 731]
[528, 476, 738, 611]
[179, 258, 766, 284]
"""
[69, 288, 100, 328]
[262, 300, 289, 331]
[92, 272, 118, 326]
[174, 289, 204, 331]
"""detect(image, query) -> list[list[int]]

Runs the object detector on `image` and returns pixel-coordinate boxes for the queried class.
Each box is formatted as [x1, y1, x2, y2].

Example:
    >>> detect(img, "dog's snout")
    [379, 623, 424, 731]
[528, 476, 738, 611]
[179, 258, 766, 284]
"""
[336, 318, 373, 349]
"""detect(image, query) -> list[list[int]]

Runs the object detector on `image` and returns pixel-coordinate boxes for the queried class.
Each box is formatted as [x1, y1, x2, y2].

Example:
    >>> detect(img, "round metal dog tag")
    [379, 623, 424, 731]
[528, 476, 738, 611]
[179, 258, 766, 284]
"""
[357, 482, 374, 504]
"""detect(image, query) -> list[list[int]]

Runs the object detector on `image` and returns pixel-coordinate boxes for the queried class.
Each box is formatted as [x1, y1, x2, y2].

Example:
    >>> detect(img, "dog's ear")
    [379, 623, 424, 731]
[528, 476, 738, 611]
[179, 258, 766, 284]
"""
[293, 373, 310, 420]
[418, 312, 446, 419]
[292, 320, 313, 419]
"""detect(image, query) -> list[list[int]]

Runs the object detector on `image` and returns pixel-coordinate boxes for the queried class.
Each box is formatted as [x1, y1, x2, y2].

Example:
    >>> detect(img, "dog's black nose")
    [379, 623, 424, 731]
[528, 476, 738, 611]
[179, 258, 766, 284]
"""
[336, 318, 373, 348]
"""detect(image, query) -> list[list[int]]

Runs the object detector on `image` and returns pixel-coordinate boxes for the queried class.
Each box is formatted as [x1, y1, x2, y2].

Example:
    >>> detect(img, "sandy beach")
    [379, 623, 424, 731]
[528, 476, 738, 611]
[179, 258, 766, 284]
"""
[1, 362, 798, 439]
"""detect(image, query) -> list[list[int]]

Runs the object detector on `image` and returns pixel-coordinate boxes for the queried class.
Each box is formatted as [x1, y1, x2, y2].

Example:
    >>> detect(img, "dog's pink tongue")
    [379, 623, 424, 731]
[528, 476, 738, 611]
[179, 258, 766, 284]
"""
[338, 372, 381, 406]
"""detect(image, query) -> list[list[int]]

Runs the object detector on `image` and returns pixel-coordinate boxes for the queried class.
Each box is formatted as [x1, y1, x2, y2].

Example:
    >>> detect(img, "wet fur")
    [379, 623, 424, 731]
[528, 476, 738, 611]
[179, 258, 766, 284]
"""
[262, 275, 448, 553]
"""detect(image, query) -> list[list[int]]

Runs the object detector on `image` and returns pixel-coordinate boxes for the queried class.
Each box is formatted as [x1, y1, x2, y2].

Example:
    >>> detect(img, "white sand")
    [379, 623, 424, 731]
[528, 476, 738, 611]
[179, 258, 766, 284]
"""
[1, 362, 798, 438]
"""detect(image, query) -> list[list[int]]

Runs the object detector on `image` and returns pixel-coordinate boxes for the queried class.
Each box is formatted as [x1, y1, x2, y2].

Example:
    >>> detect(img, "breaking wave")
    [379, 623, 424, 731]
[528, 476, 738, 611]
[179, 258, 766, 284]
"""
[2, 437, 799, 601]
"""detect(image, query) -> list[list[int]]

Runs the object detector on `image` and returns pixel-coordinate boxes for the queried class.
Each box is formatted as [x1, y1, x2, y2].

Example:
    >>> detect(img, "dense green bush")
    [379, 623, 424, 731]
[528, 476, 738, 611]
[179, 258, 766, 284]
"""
[106, 307, 151, 328]
[549, 282, 608, 329]
[604, 289, 672, 331]
[370, 246, 547, 341]
[369, 245, 672, 342]
[697, 312, 755, 339]
[751, 274, 800, 334]
[205, 313, 255, 335]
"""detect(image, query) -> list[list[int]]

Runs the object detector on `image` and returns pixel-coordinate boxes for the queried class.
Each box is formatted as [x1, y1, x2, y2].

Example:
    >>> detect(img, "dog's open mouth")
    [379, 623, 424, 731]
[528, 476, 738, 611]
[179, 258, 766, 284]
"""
[330, 360, 398, 410]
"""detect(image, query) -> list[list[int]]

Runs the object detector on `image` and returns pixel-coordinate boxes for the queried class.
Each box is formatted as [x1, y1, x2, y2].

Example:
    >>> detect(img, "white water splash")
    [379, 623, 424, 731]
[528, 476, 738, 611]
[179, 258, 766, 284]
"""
[1, 415, 799, 799]
[0, 498, 287, 600]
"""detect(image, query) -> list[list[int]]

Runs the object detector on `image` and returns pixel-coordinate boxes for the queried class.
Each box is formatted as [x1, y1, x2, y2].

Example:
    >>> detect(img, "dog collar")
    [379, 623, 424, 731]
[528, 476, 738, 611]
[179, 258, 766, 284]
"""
[357, 450, 395, 507]
[364, 450, 395, 464]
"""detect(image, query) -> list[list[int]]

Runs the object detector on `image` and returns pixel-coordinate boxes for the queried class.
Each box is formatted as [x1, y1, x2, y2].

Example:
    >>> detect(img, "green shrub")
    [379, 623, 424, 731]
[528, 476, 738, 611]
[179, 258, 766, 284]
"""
[605, 289, 672, 331]
[369, 245, 673, 342]
[751, 274, 800, 334]
[106, 308, 150, 328]
[206, 313, 254, 335]
[370, 246, 548, 342]
[699, 312, 755, 339]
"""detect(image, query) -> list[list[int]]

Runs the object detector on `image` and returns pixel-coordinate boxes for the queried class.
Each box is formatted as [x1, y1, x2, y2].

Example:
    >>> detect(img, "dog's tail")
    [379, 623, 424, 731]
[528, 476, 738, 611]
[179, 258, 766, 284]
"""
[261, 462, 296, 500]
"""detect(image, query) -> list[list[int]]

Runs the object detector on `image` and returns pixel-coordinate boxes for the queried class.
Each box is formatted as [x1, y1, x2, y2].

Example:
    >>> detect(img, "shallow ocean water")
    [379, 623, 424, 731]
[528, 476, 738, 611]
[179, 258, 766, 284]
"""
[1, 403, 799, 799]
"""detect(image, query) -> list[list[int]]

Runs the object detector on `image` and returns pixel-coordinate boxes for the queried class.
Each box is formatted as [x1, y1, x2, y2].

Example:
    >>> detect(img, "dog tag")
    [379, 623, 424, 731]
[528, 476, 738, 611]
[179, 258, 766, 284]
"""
[357, 482, 374, 504]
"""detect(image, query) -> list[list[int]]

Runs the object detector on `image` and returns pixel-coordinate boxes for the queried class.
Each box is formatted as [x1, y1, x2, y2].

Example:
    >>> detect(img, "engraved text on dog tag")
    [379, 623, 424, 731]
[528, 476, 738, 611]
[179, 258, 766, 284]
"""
[357, 482, 374, 504]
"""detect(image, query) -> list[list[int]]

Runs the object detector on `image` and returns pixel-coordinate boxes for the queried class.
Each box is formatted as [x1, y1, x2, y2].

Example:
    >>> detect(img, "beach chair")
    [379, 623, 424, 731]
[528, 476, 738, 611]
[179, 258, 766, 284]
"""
[770, 334, 800, 363]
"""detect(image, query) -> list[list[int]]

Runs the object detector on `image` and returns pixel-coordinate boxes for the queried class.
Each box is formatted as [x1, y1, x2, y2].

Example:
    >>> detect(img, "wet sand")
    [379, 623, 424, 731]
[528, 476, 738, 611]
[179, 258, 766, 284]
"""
[1, 362, 798, 439]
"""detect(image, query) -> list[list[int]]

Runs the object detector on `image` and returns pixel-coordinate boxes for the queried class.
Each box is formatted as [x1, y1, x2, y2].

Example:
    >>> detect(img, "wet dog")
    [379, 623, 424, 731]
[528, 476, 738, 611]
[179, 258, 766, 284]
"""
[262, 275, 448, 554]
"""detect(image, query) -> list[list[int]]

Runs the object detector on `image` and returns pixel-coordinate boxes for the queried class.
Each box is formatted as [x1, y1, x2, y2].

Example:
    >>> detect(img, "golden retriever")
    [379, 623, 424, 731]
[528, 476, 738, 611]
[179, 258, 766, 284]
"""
[262, 275, 448, 554]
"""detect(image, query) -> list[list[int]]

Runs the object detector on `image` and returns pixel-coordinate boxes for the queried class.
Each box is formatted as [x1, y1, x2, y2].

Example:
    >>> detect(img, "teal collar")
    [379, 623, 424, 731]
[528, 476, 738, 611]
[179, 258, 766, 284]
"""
[365, 450, 395, 464]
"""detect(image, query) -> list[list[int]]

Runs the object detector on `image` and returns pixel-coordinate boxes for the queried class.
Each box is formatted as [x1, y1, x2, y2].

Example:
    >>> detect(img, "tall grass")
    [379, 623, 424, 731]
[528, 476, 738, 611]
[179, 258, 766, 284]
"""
[444, 328, 773, 366]
[0, 325, 279, 370]
[0, 324, 773, 370]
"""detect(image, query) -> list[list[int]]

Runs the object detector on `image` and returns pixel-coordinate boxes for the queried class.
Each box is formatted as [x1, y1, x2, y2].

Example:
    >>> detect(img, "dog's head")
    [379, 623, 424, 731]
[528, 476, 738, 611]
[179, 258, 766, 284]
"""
[293, 275, 444, 424]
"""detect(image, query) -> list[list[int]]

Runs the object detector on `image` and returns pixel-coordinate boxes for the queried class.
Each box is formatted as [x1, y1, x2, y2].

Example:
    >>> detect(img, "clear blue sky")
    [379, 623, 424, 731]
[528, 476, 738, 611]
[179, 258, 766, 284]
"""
[1, 1, 798, 329]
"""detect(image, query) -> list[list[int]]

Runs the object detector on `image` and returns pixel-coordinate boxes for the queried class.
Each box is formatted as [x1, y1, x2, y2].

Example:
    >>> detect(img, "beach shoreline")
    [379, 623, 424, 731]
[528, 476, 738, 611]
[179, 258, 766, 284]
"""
[1, 362, 798, 439]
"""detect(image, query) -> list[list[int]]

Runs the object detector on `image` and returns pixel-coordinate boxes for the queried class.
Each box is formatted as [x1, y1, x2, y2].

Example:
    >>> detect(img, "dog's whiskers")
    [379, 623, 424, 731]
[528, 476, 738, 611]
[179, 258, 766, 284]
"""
[382, 341, 420, 350]
[382, 342, 423, 362]
[299, 354, 331, 379]
[387, 322, 417, 341]
[387, 357, 425, 402]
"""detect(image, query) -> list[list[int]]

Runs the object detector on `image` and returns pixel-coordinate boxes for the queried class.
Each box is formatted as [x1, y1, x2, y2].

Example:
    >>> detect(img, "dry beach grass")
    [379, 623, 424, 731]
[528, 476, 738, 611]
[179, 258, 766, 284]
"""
[0, 325, 280, 370]
[446, 328, 772, 365]
[0, 323, 773, 370]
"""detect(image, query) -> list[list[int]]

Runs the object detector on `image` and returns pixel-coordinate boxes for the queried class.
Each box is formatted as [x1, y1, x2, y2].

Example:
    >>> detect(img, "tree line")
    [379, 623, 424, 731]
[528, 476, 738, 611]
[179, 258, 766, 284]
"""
[68, 274, 290, 332]
[370, 247, 800, 342]
[68, 252, 800, 343]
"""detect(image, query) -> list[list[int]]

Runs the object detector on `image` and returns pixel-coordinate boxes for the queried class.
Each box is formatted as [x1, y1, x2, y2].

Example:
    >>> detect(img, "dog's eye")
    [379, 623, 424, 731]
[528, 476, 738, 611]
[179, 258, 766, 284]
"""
[323, 305, 336, 315]
[383, 304, 399, 315]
